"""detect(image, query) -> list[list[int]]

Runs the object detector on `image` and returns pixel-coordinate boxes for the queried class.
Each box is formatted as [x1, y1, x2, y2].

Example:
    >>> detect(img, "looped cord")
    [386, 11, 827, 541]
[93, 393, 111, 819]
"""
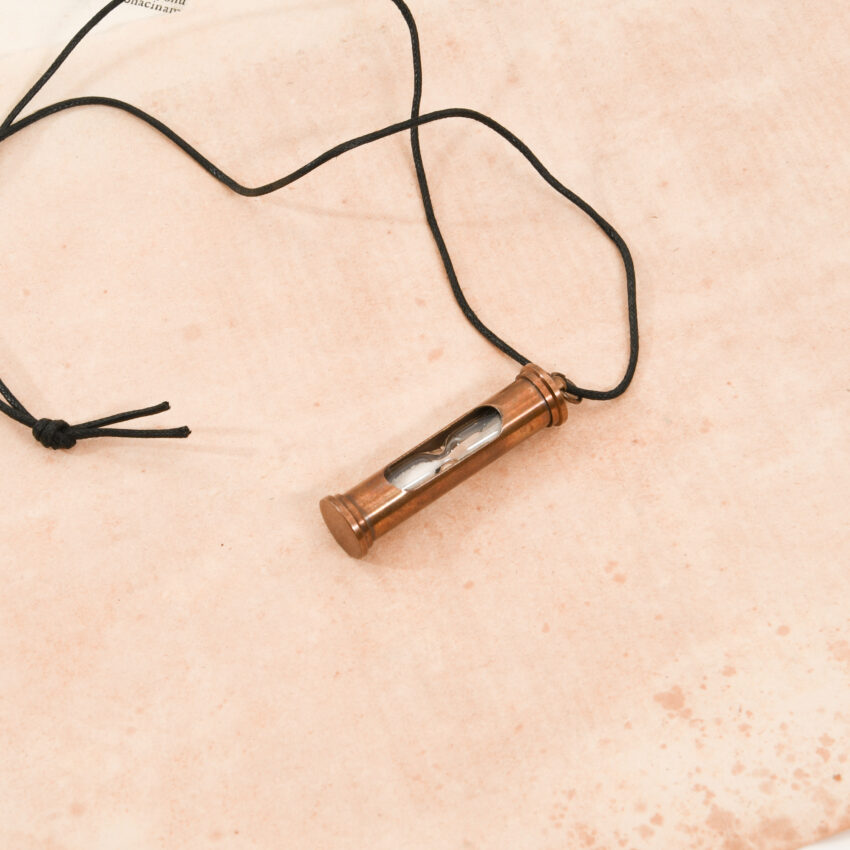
[0, 376, 190, 451]
[0, 0, 638, 451]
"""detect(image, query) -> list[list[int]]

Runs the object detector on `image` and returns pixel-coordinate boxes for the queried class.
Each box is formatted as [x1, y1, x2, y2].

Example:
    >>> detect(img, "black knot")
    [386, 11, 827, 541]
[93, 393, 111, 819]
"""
[33, 418, 77, 450]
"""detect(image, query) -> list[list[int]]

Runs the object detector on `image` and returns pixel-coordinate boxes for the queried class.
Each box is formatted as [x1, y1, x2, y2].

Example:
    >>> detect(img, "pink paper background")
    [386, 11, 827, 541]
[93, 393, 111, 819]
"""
[0, 2, 848, 848]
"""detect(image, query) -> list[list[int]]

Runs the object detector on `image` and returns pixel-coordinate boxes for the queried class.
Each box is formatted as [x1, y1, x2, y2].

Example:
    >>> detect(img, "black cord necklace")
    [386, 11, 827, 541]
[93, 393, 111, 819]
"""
[0, 0, 638, 555]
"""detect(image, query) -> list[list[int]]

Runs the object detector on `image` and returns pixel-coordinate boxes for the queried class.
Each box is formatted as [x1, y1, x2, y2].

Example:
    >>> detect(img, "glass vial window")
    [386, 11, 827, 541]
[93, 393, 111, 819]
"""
[385, 406, 503, 492]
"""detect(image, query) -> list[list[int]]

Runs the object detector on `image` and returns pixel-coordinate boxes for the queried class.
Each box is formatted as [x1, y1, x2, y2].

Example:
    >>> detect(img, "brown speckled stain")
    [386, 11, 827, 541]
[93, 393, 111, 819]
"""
[653, 686, 686, 714]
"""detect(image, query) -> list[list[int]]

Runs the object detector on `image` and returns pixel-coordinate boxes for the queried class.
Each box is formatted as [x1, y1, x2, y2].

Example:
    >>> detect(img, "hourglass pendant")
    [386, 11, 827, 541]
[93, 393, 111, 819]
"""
[320, 364, 573, 558]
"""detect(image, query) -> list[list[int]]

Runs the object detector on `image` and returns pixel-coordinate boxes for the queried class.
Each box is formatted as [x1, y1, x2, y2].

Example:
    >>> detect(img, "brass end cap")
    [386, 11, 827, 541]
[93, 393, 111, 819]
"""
[320, 494, 373, 559]
[518, 364, 570, 426]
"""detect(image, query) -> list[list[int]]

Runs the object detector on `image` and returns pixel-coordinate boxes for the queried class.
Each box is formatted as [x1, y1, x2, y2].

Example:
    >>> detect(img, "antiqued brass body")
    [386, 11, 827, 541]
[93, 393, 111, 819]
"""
[320, 364, 571, 558]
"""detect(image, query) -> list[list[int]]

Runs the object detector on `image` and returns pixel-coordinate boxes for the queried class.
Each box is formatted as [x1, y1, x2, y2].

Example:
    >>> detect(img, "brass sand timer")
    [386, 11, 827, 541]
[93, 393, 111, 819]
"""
[320, 364, 575, 558]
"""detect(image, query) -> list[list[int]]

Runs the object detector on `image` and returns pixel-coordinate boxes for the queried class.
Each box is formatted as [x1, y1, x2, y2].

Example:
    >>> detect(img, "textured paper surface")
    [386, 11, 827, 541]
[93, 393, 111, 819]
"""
[0, 2, 848, 849]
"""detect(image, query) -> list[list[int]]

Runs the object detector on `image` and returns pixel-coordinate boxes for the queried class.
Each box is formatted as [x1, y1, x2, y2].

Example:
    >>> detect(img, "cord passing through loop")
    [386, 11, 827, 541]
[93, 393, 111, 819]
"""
[552, 373, 583, 404]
